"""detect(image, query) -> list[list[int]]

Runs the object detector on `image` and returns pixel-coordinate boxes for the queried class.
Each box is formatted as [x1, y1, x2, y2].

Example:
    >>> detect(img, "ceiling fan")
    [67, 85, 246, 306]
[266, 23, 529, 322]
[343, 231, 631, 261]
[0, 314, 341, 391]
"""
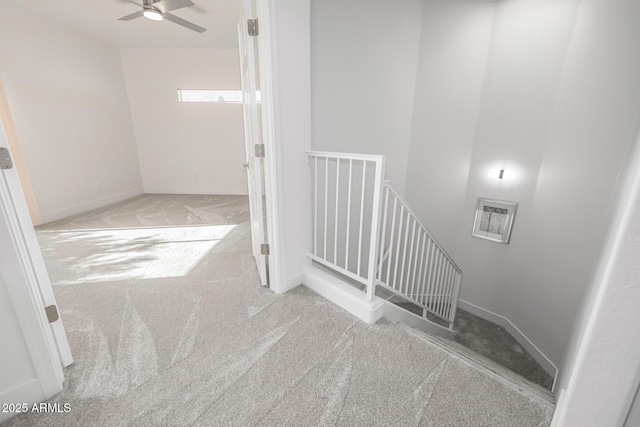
[118, 0, 207, 33]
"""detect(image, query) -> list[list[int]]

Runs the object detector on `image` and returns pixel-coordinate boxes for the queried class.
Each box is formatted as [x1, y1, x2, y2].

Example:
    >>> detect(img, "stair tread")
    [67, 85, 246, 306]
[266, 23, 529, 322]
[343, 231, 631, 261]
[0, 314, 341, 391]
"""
[398, 323, 556, 406]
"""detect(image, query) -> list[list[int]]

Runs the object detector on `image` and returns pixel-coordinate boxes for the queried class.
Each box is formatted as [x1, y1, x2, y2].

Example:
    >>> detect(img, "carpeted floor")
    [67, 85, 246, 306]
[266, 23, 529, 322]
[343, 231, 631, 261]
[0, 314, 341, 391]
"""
[3, 195, 554, 426]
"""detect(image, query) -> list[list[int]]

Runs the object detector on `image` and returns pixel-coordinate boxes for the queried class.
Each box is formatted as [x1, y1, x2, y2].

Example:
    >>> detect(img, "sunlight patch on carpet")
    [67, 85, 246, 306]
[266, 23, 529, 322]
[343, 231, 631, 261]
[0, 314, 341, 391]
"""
[43, 225, 236, 284]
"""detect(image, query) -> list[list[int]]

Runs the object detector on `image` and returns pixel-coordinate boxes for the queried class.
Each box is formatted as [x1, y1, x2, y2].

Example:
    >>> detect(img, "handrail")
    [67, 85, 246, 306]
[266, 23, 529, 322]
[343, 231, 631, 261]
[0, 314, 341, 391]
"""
[306, 151, 385, 163]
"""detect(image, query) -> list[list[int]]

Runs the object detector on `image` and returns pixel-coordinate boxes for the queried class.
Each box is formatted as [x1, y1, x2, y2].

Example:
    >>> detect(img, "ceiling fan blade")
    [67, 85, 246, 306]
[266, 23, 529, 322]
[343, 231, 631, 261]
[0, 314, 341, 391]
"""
[156, 0, 195, 12]
[118, 10, 145, 21]
[117, 0, 143, 5]
[163, 12, 206, 33]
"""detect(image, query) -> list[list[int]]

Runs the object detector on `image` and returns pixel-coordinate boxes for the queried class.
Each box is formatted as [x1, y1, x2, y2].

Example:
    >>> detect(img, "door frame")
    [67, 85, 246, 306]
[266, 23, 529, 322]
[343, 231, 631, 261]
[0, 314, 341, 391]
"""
[0, 132, 64, 408]
[239, 0, 270, 286]
[249, 0, 285, 293]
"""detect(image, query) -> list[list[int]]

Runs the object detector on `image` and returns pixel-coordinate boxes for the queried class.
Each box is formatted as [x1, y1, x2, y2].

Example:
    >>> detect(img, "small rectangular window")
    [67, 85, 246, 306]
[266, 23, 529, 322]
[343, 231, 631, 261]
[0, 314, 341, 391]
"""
[177, 89, 261, 103]
[177, 89, 243, 103]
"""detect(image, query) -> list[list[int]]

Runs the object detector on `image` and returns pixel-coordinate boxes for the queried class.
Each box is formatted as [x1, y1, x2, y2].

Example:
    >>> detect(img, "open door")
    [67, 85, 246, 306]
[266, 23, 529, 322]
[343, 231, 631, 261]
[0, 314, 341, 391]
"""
[239, 0, 270, 287]
[0, 120, 72, 419]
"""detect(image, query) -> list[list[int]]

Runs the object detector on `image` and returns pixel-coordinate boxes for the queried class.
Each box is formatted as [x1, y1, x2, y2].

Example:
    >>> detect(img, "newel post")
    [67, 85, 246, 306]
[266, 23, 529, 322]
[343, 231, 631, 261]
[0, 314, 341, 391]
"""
[366, 157, 385, 302]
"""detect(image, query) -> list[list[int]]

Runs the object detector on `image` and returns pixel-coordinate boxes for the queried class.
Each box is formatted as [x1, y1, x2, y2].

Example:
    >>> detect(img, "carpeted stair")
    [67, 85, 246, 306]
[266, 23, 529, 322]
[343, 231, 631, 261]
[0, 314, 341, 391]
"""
[399, 323, 555, 406]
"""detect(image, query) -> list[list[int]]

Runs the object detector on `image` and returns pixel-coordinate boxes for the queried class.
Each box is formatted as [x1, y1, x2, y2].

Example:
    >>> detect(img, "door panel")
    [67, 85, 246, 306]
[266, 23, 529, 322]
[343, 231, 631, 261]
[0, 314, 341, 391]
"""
[239, 0, 269, 286]
[0, 124, 72, 366]
[0, 123, 67, 419]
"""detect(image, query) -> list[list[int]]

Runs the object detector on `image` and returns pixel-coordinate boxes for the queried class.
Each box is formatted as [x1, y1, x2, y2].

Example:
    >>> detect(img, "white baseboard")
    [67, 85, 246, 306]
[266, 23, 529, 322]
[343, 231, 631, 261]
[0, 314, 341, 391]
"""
[457, 299, 558, 391]
[302, 265, 384, 325]
[283, 272, 304, 294]
[143, 186, 248, 196]
[39, 188, 143, 224]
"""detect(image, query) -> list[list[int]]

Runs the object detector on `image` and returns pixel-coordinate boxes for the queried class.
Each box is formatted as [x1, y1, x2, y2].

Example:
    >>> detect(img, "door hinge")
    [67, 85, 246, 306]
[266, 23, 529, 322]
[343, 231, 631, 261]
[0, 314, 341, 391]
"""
[260, 243, 270, 255]
[0, 147, 13, 170]
[254, 144, 265, 158]
[248, 18, 259, 36]
[45, 305, 59, 323]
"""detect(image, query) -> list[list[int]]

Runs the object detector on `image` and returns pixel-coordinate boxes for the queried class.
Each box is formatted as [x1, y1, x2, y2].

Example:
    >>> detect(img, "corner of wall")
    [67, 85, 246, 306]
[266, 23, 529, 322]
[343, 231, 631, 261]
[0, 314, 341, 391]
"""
[0, 79, 42, 226]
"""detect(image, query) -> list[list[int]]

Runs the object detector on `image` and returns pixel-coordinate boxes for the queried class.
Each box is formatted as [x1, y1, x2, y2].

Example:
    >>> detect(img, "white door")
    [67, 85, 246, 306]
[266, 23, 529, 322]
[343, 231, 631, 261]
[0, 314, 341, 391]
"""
[239, 0, 269, 287]
[0, 119, 72, 402]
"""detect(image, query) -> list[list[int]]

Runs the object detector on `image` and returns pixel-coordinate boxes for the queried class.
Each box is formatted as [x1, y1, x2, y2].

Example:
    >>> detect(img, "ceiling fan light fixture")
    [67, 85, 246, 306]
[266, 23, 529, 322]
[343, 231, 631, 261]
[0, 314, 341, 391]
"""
[143, 8, 163, 21]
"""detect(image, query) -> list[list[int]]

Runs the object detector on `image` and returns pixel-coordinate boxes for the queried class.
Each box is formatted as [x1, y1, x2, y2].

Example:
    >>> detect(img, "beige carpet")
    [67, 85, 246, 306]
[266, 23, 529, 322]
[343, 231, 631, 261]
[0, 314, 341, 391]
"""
[3, 194, 554, 426]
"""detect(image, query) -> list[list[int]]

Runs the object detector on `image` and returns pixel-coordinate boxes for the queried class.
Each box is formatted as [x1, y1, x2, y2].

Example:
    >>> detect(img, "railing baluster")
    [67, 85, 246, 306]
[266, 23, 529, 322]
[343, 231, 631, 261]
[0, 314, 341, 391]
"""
[416, 232, 428, 306]
[313, 155, 317, 256]
[448, 267, 456, 321]
[404, 219, 417, 295]
[386, 197, 398, 286]
[323, 156, 329, 260]
[357, 161, 367, 276]
[436, 252, 445, 316]
[398, 214, 411, 294]
[345, 159, 353, 271]
[377, 188, 390, 281]
[443, 263, 453, 320]
[448, 272, 458, 322]
[431, 250, 442, 312]
[420, 238, 431, 307]
[334, 159, 340, 265]
[392, 205, 405, 291]
[409, 230, 422, 299]
[444, 258, 452, 319]
[450, 273, 462, 324]
[425, 240, 436, 307]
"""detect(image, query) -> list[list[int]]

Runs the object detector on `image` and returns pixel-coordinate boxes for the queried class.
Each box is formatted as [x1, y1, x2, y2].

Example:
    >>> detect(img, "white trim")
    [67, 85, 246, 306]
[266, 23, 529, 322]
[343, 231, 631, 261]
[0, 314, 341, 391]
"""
[286, 272, 304, 291]
[302, 265, 385, 324]
[550, 388, 567, 427]
[144, 187, 248, 196]
[39, 187, 143, 224]
[258, 0, 285, 294]
[458, 299, 558, 390]
[0, 162, 64, 398]
[0, 380, 44, 423]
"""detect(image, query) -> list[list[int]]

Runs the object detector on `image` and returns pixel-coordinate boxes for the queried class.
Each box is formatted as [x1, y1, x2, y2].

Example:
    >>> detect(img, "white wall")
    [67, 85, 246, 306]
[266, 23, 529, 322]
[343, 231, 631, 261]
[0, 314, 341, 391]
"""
[405, 0, 640, 369]
[404, 0, 495, 254]
[120, 48, 248, 195]
[0, 79, 41, 225]
[268, 0, 312, 292]
[0, 2, 143, 224]
[310, 0, 423, 193]
[452, 0, 582, 367]
[551, 125, 640, 426]
[550, 0, 640, 408]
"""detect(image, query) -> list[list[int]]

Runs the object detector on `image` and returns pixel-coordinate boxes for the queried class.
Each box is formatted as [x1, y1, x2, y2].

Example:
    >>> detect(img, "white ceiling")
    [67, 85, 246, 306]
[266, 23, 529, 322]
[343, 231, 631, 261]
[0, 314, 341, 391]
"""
[12, 0, 242, 49]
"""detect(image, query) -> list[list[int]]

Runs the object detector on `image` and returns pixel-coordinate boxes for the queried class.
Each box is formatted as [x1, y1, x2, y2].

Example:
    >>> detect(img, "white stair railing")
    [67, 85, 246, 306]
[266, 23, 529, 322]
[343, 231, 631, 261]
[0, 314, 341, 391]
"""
[307, 151, 385, 302]
[377, 181, 462, 328]
[307, 151, 462, 329]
